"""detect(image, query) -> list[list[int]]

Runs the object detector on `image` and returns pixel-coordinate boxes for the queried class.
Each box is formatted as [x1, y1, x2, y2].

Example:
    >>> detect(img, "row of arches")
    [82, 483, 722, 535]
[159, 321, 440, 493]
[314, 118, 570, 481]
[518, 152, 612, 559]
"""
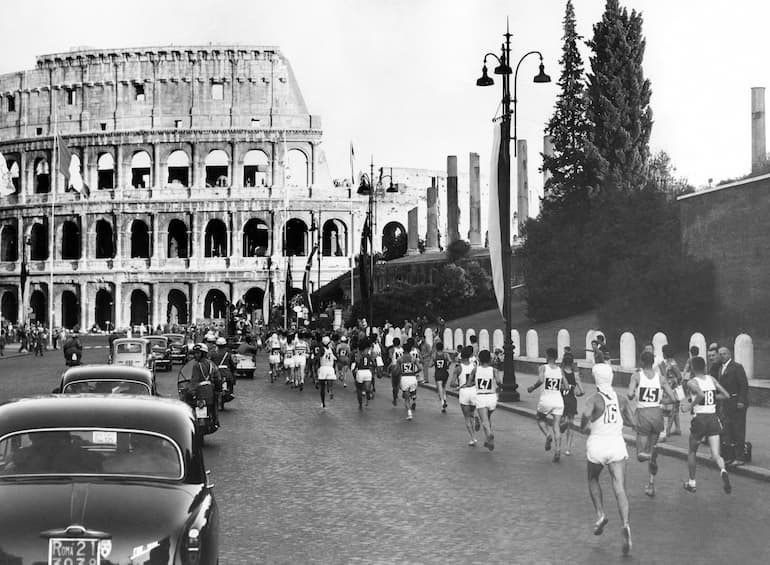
[0, 217, 372, 260]
[2, 148, 310, 194]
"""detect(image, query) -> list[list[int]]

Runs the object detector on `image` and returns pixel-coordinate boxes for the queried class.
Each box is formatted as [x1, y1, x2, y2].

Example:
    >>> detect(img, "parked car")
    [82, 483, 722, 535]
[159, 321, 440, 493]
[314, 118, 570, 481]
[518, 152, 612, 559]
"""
[111, 338, 155, 373]
[54, 364, 157, 395]
[145, 336, 173, 372]
[0, 395, 219, 564]
[164, 333, 189, 365]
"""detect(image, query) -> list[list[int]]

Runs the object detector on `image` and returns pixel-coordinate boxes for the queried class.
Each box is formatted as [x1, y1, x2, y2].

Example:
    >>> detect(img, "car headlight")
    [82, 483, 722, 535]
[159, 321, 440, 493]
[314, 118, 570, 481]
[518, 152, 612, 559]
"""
[187, 527, 201, 564]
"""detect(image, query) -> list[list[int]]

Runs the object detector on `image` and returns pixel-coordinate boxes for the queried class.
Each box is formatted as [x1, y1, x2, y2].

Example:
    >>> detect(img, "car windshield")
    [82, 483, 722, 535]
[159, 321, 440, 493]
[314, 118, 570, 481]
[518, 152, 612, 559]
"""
[116, 343, 143, 354]
[0, 429, 183, 479]
[166, 336, 184, 345]
[62, 380, 151, 395]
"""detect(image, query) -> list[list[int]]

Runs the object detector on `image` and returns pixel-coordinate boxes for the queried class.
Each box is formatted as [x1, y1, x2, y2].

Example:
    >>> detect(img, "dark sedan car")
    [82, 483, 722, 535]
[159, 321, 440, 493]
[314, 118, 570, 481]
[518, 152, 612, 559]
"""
[0, 396, 219, 565]
[164, 334, 189, 365]
[146, 336, 173, 372]
[54, 364, 157, 395]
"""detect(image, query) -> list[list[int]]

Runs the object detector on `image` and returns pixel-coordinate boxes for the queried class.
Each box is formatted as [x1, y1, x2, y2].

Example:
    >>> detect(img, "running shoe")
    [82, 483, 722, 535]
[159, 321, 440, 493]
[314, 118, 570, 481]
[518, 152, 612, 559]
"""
[443, 400, 448, 410]
[721, 470, 732, 494]
[644, 484, 655, 498]
[545, 435, 553, 451]
[441, 406, 446, 414]
[621, 526, 632, 555]
[392, 398, 397, 407]
[487, 434, 495, 451]
[649, 460, 658, 475]
[683, 481, 696, 493]
[552, 450, 560, 463]
[343, 383, 347, 388]
[468, 439, 477, 447]
[637, 452, 651, 462]
[593, 516, 608, 536]
[358, 404, 363, 411]
[406, 410, 413, 421]
[564, 450, 572, 456]
[411, 401, 416, 411]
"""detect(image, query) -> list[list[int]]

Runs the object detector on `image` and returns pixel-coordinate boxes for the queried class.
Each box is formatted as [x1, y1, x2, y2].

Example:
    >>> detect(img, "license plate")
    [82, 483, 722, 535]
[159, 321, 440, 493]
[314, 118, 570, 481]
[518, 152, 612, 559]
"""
[222, 382, 229, 391]
[49, 538, 101, 565]
[195, 407, 208, 418]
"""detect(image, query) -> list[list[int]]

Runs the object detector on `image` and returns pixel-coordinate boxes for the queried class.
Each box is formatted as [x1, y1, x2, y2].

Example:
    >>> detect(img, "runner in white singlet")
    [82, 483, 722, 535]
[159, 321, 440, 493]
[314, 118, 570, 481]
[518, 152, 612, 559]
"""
[293, 332, 309, 391]
[472, 350, 501, 451]
[317, 336, 337, 408]
[452, 346, 478, 446]
[528, 348, 566, 461]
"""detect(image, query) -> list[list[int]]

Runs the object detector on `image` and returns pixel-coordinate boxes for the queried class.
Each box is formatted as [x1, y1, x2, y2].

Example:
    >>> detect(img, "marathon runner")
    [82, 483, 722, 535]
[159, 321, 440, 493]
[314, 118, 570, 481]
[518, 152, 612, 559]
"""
[393, 341, 422, 420]
[267, 332, 282, 383]
[293, 331, 309, 392]
[528, 348, 566, 462]
[389, 337, 404, 406]
[472, 350, 501, 451]
[452, 346, 478, 445]
[317, 336, 337, 408]
[432, 340, 452, 413]
[352, 337, 376, 410]
[283, 334, 296, 387]
[336, 335, 351, 388]
[559, 352, 584, 456]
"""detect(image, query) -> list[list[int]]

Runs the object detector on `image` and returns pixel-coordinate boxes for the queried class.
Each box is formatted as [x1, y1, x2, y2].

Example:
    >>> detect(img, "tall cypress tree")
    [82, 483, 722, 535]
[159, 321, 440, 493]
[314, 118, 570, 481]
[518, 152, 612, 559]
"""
[585, 0, 653, 193]
[542, 0, 591, 205]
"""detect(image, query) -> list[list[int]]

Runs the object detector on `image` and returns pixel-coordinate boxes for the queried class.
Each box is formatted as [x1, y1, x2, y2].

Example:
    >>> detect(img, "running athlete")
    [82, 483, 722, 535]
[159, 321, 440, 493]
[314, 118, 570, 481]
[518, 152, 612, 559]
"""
[393, 344, 422, 420]
[580, 359, 636, 555]
[405, 338, 424, 383]
[452, 346, 477, 445]
[317, 336, 337, 408]
[352, 337, 376, 410]
[432, 341, 452, 412]
[370, 333, 384, 388]
[559, 353, 584, 456]
[267, 332, 282, 383]
[528, 348, 566, 462]
[472, 350, 502, 451]
[293, 332, 309, 391]
[681, 356, 732, 495]
[389, 337, 405, 406]
[309, 333, 322, 388]
[283, 335, 296, 387]
[336, 336, 352, 388]
[627, 350, 676, 497]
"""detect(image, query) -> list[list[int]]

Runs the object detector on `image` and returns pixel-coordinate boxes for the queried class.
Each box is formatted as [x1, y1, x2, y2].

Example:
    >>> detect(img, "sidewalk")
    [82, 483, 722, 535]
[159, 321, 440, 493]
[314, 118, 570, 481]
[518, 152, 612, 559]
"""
[420, 369, 770, 483]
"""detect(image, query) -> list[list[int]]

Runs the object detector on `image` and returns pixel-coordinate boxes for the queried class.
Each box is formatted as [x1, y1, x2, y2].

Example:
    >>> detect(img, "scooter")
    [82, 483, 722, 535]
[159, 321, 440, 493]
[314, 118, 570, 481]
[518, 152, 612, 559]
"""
[177, 365, 219, 441]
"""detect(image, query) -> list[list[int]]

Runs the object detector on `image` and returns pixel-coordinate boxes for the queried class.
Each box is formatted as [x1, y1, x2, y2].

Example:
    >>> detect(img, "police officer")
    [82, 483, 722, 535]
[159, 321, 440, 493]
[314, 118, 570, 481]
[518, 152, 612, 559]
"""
[210, 336, 236, 407]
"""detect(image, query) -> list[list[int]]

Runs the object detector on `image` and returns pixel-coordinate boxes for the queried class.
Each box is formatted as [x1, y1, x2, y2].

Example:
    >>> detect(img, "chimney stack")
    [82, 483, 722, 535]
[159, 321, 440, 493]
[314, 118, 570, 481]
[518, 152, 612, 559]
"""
[752, 87, 766, 173]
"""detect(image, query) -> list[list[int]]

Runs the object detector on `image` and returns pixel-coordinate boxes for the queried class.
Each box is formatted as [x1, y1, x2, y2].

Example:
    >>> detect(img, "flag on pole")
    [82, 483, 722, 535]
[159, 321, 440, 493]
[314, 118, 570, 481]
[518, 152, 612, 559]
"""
[262, 276, 271, 326]
[285, 257, 293, 304]
[488, 123, 508, 318]
[302, 244, 319, 314]
[0, 151, 16, 197]
[350, 141, 356, 186]
[57, 134, 89, 198]
[358, 215, 370, 306]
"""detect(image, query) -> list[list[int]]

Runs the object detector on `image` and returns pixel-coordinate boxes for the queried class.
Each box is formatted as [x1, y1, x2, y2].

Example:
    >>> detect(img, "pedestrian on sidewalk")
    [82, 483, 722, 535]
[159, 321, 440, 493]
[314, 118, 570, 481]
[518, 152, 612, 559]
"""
[559, 353, 584, 456]
[528, 348, 566, 462]
[717, 346, 749, 466]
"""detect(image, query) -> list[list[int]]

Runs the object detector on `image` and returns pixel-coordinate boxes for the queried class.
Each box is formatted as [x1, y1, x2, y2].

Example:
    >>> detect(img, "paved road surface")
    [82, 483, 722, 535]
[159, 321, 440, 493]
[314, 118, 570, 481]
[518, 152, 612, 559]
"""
[1, 344, 768, 564]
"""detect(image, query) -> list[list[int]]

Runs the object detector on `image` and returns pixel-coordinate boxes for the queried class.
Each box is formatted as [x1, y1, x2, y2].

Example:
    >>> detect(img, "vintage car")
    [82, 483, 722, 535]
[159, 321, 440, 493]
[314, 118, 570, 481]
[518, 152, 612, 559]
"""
[145, 336, 173, 372]
[0, 395, 219, 564]
[164, 333, 189, 365]
[54, 364, 157, 395]
[111, 338, 155, 373]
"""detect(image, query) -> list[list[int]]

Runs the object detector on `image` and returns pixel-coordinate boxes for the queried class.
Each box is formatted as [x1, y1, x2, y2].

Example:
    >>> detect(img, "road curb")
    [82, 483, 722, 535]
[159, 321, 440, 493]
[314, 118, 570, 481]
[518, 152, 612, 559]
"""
[419, 382, 770, 483]
[0, 351, 30, 361]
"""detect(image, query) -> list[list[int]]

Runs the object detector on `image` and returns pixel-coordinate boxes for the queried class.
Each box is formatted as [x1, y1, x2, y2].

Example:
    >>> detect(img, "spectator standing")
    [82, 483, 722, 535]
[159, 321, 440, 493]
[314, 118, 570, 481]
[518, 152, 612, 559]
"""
[0, 328, 5, 356]
[717, 346, 749, 466]
[659, 344, 683, 439]
[18, 325, 28, 353]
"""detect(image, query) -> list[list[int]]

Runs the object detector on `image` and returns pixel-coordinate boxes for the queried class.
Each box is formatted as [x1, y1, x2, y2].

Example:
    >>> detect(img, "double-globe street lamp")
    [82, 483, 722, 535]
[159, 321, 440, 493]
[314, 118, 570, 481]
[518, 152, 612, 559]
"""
[476, 21, 550, 401]
[357, 158, 397, 329]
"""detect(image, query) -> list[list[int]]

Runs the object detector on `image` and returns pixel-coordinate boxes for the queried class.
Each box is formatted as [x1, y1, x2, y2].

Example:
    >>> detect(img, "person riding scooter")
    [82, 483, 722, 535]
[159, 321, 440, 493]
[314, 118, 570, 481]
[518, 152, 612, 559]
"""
[178, 343, 221, 431]
[210, 337, 236, 408]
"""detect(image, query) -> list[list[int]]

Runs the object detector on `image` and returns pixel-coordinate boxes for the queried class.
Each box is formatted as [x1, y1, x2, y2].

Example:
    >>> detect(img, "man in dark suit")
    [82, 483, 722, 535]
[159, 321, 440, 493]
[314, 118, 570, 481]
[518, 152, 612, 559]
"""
[717, 346, 749, 465]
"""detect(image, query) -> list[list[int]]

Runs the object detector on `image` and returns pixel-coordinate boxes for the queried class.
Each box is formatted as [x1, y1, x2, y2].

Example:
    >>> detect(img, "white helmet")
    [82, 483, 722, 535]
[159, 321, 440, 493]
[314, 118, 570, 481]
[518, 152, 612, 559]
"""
[216, 337, 226, 346]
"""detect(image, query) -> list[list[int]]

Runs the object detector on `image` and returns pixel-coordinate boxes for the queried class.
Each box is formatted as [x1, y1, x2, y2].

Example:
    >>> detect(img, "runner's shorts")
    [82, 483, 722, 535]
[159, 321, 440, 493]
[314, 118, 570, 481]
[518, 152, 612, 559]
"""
[356, 369, 373, 384]
[295, 355, 306, 370]
[586, 435, 628, 466]
[434, 371, 449, 384]
[690, 413, 722, 441]
[400, 375, 418, 392]
[268, 353, 281, 365]
[636, 406, 664, 435]
[318, 366, 337, 381]
[475, 392, 498, 411]
[459, 386, 477, 406]
[284, 357, 294, 369]
[537, 397, 564, 417]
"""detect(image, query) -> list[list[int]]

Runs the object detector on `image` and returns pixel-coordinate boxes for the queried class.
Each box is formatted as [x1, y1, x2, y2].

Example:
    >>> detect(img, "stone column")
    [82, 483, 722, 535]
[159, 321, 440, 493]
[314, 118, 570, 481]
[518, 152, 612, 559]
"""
[18, 151, 26, 203]
[114, 281, 123, 329]
[17, 281, 24, 325]
[446, 156, 459, 244]
[469, 152, 482, 247]
[407, 207, 419, 256]
[115, 144, 123, 190]
[153, 143, 161, 189]
[80, 213, 89, 262]
[152, 283, 161, 330]
[190, 144, 199, 188]
[79, 281, 88, 331]
[425, 177, 439, 252]
[190, 281, 199, 323]
[231, 142, 242, 188]
[752, 87, 766, 173]
[516, 140, 528, 237]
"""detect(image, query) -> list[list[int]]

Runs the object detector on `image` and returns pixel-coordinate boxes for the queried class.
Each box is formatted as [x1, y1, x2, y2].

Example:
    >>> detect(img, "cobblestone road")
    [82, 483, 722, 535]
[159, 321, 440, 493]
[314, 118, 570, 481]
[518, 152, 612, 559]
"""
[1, 342, 769, 564]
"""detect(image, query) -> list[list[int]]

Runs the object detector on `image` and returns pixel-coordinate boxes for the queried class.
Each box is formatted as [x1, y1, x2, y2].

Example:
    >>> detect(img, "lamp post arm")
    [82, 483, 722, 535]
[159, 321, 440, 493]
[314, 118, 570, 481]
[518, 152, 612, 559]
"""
[512, 50, 544, 156]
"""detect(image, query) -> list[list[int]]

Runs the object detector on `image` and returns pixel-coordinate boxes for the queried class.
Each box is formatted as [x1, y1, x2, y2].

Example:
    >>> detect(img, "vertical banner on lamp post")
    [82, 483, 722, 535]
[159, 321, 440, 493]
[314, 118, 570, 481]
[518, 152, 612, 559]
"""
[488, 123, 506, 318]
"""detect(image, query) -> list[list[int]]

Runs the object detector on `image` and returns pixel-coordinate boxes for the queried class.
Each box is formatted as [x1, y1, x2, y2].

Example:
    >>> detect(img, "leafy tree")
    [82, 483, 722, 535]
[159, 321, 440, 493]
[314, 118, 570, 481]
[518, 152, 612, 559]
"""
[446, 239, 471, 263]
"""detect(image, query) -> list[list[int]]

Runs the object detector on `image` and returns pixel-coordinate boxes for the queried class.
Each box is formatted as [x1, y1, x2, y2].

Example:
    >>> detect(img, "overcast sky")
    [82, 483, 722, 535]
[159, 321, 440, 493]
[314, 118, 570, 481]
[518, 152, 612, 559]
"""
[0, 0, 766, 196]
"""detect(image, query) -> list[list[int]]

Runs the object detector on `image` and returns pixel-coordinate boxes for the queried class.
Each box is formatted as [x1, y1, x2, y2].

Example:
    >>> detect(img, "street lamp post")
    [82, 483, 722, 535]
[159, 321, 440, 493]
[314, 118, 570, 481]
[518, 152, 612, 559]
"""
[357, 159, 397, 329]
[476, 20, 550, 402]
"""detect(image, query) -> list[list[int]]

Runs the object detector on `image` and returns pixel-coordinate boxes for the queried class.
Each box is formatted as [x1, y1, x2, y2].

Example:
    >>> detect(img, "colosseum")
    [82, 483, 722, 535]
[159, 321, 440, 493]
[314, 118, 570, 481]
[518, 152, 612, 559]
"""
[0, 44, 416, 332]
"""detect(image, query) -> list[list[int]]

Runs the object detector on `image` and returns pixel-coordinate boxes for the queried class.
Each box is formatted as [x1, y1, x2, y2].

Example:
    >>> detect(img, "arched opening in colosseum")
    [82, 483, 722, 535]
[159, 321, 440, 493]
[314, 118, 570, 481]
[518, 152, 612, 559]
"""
[167, 219, 189, 259]
[243, 287, 264, 316]
[286, 149, 308, 188]
[29, 223, 48, 260]
[167, 289, 188, 325]
[204, 219, 227, 258]
[167, 150, 189, 187]
[61, 290, 79, 329]
[95, 289, 113, 331]
[204, 289, 228, 319]
[1, 224, 18, 262]
[1, 291, 18, 324]
[243, 150, 269, 187]
[97, 153, 115, 190]
[322, 219, 347, 257]
[5, 159, 20, 193]
[243, 219, 269, 257]
[130, 220, 150, 258]
[95, 220, 114, 259]
[29, 288, 47, 324]
[61, 220, 80, 260]
[34, 158, 50, 193]
[205, 150, 229, 187]
[284, 218, 308, 256]
[131, 151, 152, 188]
[382, 221, 407, 260]
[130, 289, 150, 326]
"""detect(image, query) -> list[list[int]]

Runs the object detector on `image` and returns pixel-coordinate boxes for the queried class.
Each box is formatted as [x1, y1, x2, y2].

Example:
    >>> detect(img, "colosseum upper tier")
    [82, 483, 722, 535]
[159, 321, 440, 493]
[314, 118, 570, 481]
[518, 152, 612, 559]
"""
[0, 45, 388, 330]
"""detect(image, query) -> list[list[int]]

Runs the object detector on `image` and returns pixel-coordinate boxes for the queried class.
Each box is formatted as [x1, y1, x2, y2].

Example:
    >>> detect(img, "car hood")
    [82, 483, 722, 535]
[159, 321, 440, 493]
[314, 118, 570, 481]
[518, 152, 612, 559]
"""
[0, 480, 206, 565]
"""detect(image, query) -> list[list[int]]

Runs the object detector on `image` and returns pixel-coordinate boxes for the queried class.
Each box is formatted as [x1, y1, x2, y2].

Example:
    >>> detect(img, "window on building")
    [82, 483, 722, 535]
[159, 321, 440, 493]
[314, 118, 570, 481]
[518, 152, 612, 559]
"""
[36, 127, 43, 136]
[174, 120, 182, 129]
[135, 84, 145, 102]
[6, 95, 15, 112]
[100, 122, 107, 131]
[212, 83, 224, 100]
[66, 89, 75, 105]
[250, 118, 260, 128]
